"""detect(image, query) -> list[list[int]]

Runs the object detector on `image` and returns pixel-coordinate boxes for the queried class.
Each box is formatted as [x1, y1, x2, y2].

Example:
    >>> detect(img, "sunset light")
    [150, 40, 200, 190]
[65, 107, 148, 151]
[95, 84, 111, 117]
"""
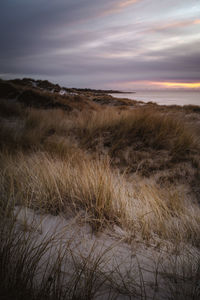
[152, 82, 200, 89]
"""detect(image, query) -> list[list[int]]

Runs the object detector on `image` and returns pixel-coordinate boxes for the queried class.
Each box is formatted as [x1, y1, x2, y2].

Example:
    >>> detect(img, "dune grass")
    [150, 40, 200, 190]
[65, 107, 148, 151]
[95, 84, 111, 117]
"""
[71, 107, 200, 198]
[131, 182, 200, 246]
[1, 150, 200, 246]
[0, 103, 199, 239]
[73, 107, 199, 157]
[0, 91, 200, 298]
[0, 151, 127, 230]
[0, 107, 72, 152]
[1, 104, 198, 159]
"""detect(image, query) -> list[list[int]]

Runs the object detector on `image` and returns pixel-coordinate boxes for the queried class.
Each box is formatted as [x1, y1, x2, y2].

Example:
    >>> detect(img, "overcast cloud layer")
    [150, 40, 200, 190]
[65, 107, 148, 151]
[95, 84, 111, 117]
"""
[1, 0, 200, 89]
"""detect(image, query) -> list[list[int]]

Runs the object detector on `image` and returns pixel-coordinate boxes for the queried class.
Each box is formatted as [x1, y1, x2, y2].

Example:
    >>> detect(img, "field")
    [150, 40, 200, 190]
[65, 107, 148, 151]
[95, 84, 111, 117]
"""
[0, 78, 200, 299]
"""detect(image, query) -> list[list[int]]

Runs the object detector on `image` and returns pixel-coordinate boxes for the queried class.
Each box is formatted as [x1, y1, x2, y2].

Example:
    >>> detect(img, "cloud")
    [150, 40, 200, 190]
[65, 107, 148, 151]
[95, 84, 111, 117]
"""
[102, 0, 141, 16]
[1, 0, 200, 89]
[150, 18, 200, 33]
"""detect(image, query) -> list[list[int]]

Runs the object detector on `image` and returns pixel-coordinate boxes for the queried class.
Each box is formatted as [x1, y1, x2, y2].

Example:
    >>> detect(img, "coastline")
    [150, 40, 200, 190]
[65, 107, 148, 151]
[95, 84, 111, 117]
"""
[110, 90, 200, 106]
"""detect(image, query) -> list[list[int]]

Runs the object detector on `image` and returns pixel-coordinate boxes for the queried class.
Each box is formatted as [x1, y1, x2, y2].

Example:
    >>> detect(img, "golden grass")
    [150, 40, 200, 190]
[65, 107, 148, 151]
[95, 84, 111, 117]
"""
[1, 105, 198, 159]
[0, 151, 127, 230]
[21, 108, 69, 148]
[1, 150, 200, 245]
[0, 107, 73, 152]
[130, 182, 200, 246]
[76, 108, 197, 157]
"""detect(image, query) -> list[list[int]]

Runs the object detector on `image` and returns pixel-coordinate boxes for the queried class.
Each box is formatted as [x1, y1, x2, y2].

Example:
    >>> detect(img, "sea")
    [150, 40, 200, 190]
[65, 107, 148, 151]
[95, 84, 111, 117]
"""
[110, 90, 200, 106]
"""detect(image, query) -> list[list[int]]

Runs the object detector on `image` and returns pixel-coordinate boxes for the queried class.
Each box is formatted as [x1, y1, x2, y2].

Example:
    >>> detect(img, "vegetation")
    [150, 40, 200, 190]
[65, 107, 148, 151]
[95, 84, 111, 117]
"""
[0, 78, 200, 299]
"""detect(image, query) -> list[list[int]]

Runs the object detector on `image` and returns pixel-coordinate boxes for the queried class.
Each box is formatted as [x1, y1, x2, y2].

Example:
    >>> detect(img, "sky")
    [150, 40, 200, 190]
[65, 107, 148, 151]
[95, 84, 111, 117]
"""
[0, 0, 200, 90]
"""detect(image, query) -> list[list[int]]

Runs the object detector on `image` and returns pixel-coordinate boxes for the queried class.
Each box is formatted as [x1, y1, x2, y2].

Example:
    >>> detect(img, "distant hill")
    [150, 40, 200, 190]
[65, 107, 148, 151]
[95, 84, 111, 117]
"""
[8, 78, 125, 94]
[0, 77, 136, 110]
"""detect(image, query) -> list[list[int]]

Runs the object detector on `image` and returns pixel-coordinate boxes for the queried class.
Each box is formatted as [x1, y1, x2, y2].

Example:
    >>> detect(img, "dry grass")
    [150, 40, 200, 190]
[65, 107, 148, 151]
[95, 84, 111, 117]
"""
[1, 150, 200, 245]
[1, 104, 198, 161]
[130, 182, 200, 246]
[0, 104, 199, 238]
[70, 107, 200, 201]
[0, 107, 73, 153]
[21, 108, 70, 149]
[0, 151, 127, 230]
[73, 107, 199, 157]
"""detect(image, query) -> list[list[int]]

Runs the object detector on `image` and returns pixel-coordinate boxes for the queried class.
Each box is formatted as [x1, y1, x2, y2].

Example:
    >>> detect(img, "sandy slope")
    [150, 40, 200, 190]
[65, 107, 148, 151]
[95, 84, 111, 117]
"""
[13, 206, 199, 299]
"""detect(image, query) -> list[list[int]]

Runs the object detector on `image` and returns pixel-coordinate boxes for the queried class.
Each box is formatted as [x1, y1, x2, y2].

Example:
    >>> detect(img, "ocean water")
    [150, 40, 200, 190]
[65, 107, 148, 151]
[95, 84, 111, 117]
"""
[110, 90, 200, 106]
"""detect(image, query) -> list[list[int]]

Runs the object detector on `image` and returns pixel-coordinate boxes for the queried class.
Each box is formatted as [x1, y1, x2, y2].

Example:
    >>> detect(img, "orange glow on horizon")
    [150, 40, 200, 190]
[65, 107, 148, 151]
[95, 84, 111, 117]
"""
[110, 80, 200, 90]
[152, 82, 200, 89]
